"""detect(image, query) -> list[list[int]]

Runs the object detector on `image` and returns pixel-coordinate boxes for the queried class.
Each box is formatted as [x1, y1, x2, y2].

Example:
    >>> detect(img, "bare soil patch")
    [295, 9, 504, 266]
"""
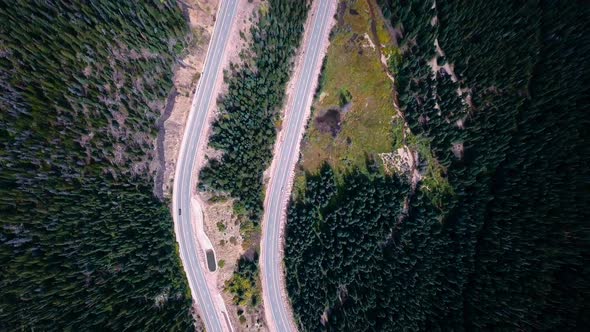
[202, 195, 267, 331]
[336, 2, 347, 26]
[315, 108, 342, 137]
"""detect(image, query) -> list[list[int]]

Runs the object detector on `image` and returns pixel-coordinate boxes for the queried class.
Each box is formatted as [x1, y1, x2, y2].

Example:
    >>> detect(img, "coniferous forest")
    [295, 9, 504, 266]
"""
[0, 1, 194, 330]
[286, 0, 590, 331]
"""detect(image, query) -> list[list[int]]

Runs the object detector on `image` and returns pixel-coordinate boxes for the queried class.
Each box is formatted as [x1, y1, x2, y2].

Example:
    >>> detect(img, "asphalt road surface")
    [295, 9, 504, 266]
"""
[261, 0, 335, 331]
[171, 0, 238, 331]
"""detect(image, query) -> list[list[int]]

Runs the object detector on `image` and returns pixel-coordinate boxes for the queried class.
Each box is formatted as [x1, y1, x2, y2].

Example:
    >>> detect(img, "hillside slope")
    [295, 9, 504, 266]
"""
[0, 1, 195, 330]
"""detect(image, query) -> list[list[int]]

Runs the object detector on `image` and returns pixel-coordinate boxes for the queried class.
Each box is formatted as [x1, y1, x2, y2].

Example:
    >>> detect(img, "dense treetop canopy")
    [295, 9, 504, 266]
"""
[0, 1, 194, 330]
[286, 0, 590, 330]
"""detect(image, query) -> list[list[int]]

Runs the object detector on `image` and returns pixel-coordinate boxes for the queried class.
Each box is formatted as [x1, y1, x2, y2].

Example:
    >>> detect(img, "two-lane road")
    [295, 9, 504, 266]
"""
[172, 0, 238, 331]
[261, 0, 336, 331]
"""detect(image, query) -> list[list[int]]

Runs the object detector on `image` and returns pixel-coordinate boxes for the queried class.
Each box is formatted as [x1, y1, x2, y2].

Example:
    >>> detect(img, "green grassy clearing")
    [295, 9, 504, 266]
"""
[299, 0, 396, 176]
[297, 0, 450, 205]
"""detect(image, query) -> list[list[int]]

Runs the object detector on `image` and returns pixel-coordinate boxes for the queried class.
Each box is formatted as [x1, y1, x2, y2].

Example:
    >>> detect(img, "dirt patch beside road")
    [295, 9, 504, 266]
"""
[315, 108, 342, 137]
[201, 196, 266, 331]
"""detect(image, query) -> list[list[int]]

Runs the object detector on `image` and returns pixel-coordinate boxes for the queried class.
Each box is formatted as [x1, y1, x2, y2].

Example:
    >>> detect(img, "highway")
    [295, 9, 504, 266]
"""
[171, 0, 238, 331]
[260, 0, 336, 331]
